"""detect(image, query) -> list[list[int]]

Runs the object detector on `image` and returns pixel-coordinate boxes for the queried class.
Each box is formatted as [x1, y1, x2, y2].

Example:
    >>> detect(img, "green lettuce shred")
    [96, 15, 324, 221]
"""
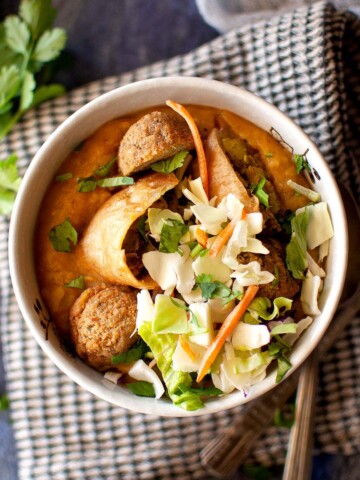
[138, 322, 204, 411]
[247, 296, 293, 321]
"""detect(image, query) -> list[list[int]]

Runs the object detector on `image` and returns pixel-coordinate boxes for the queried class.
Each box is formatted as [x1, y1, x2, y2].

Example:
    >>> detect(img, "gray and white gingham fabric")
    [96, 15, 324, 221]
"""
[1, 2, 360, 479]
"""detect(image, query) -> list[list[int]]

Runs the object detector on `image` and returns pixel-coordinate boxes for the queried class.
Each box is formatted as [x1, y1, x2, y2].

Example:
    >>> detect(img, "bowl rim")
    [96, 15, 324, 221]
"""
[8, 76, 348, 416]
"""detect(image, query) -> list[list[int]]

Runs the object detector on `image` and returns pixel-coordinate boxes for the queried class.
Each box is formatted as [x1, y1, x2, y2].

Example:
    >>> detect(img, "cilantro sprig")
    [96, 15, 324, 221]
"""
[0, 0, 67, 215]
[159, 218, 189, 254]
[0, 0, 66, 140]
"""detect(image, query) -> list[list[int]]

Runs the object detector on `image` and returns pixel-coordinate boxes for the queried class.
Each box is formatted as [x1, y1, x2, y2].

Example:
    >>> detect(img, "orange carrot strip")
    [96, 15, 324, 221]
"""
[196, 284, 259, 382]
[179, 335, 196, 362]
[195, 227, 208, 249]
[166, 100, 209, 197]
[208, 220, 237, 258]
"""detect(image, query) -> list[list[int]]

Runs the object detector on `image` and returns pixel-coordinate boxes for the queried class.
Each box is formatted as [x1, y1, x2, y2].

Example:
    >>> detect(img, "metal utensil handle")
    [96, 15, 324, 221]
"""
[282, 349, 319, 480]
[200, 370, 300, 478]
[200, 294, 360, 479]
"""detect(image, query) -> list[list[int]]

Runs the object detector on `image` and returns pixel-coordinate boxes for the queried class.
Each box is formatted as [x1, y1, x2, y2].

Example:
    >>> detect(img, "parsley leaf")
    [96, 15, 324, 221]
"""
[127, 381, 156, 398]
[137, 216, 148, 243]
[111, 340, 149, 365]
[49, 218, 78, 252]
[159, 218, 189, 253]
[64, 275, 84, 289]
[151, 150, 188, 173]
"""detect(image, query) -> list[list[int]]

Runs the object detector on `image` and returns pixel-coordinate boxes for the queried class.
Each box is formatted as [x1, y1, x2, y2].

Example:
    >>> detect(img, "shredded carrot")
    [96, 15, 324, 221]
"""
[166, 100, 209, 197]
[196, 284, 259, 382]
[179, 335, 196, 362]
[208, 209, 248, 258]
[195, 228, 208, 249]
[208, 220, 236, 258]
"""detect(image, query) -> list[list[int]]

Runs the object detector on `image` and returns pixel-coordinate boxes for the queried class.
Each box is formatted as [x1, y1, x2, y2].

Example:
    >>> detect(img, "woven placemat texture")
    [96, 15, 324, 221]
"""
[1, 1, 359, 479]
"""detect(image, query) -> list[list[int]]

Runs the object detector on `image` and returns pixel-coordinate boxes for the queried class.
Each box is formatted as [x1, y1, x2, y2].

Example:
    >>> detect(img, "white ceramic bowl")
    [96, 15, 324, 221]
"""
[9, 77, 348, 416]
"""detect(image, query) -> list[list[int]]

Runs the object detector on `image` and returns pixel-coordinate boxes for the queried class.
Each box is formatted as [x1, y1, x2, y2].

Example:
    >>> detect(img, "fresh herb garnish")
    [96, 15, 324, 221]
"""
[159, 218, 189, 254]
[0, 394, 9, 411]
[96, 176, 134, 188]
[0, 0, 66, 141]
[294, 149, 310, 174]
[195, 273, 242, 305]
[285, 209, 308, 279]
[64, 274, 84, 289]
[169, 297, 207, 334]
[49, 218, 78, 252]
[77, 158, 133, 192]
[93, 157, 117, 177]
[77, 177, 97, 192]
[137, 216, 148, 243]
[253, 176, 269, 208]
[0, 154, 22, 214]
[111, 340, 149, 365]
[0, 0, 67, 215]
[268, 337, 292, 383]
[127, 381, 156, 398]
[151, 150, 188, 173]
[55, 172, 73, 182]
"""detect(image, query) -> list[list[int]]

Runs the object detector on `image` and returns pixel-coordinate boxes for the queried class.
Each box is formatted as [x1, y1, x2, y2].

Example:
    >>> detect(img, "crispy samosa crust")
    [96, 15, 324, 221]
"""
[79, 172, 179, 288]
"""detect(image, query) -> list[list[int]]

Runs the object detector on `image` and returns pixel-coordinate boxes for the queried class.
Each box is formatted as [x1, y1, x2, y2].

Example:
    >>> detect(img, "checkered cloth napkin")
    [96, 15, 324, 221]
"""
[1, 1, 359, 479]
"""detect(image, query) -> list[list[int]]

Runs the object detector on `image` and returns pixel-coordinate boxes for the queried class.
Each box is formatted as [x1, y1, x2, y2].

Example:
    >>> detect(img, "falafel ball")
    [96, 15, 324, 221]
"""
[69, 284, 138, 370]
[118, 111, 195, 176]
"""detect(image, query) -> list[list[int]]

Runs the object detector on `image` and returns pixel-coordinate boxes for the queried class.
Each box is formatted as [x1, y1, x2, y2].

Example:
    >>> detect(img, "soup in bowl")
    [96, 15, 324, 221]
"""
[9, 77, 347, 416]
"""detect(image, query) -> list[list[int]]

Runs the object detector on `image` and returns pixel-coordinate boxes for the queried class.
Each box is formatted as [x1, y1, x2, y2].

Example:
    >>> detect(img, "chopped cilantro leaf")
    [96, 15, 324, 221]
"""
[137, 216, 148, 243]
[151, 150, 188, 173]
[127, 381, 156, 397]
[49, 218, 78, 252]
[159, 218, 189, 253]
[294, 149, 311, 174]
[64, 275, 84, 289]
[93, 157, 116, 177]
[112, 340, 149, 365]
[195, 273, 242, 304]
[77, 177, 97, 192]
[55, 172, 73, 182]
